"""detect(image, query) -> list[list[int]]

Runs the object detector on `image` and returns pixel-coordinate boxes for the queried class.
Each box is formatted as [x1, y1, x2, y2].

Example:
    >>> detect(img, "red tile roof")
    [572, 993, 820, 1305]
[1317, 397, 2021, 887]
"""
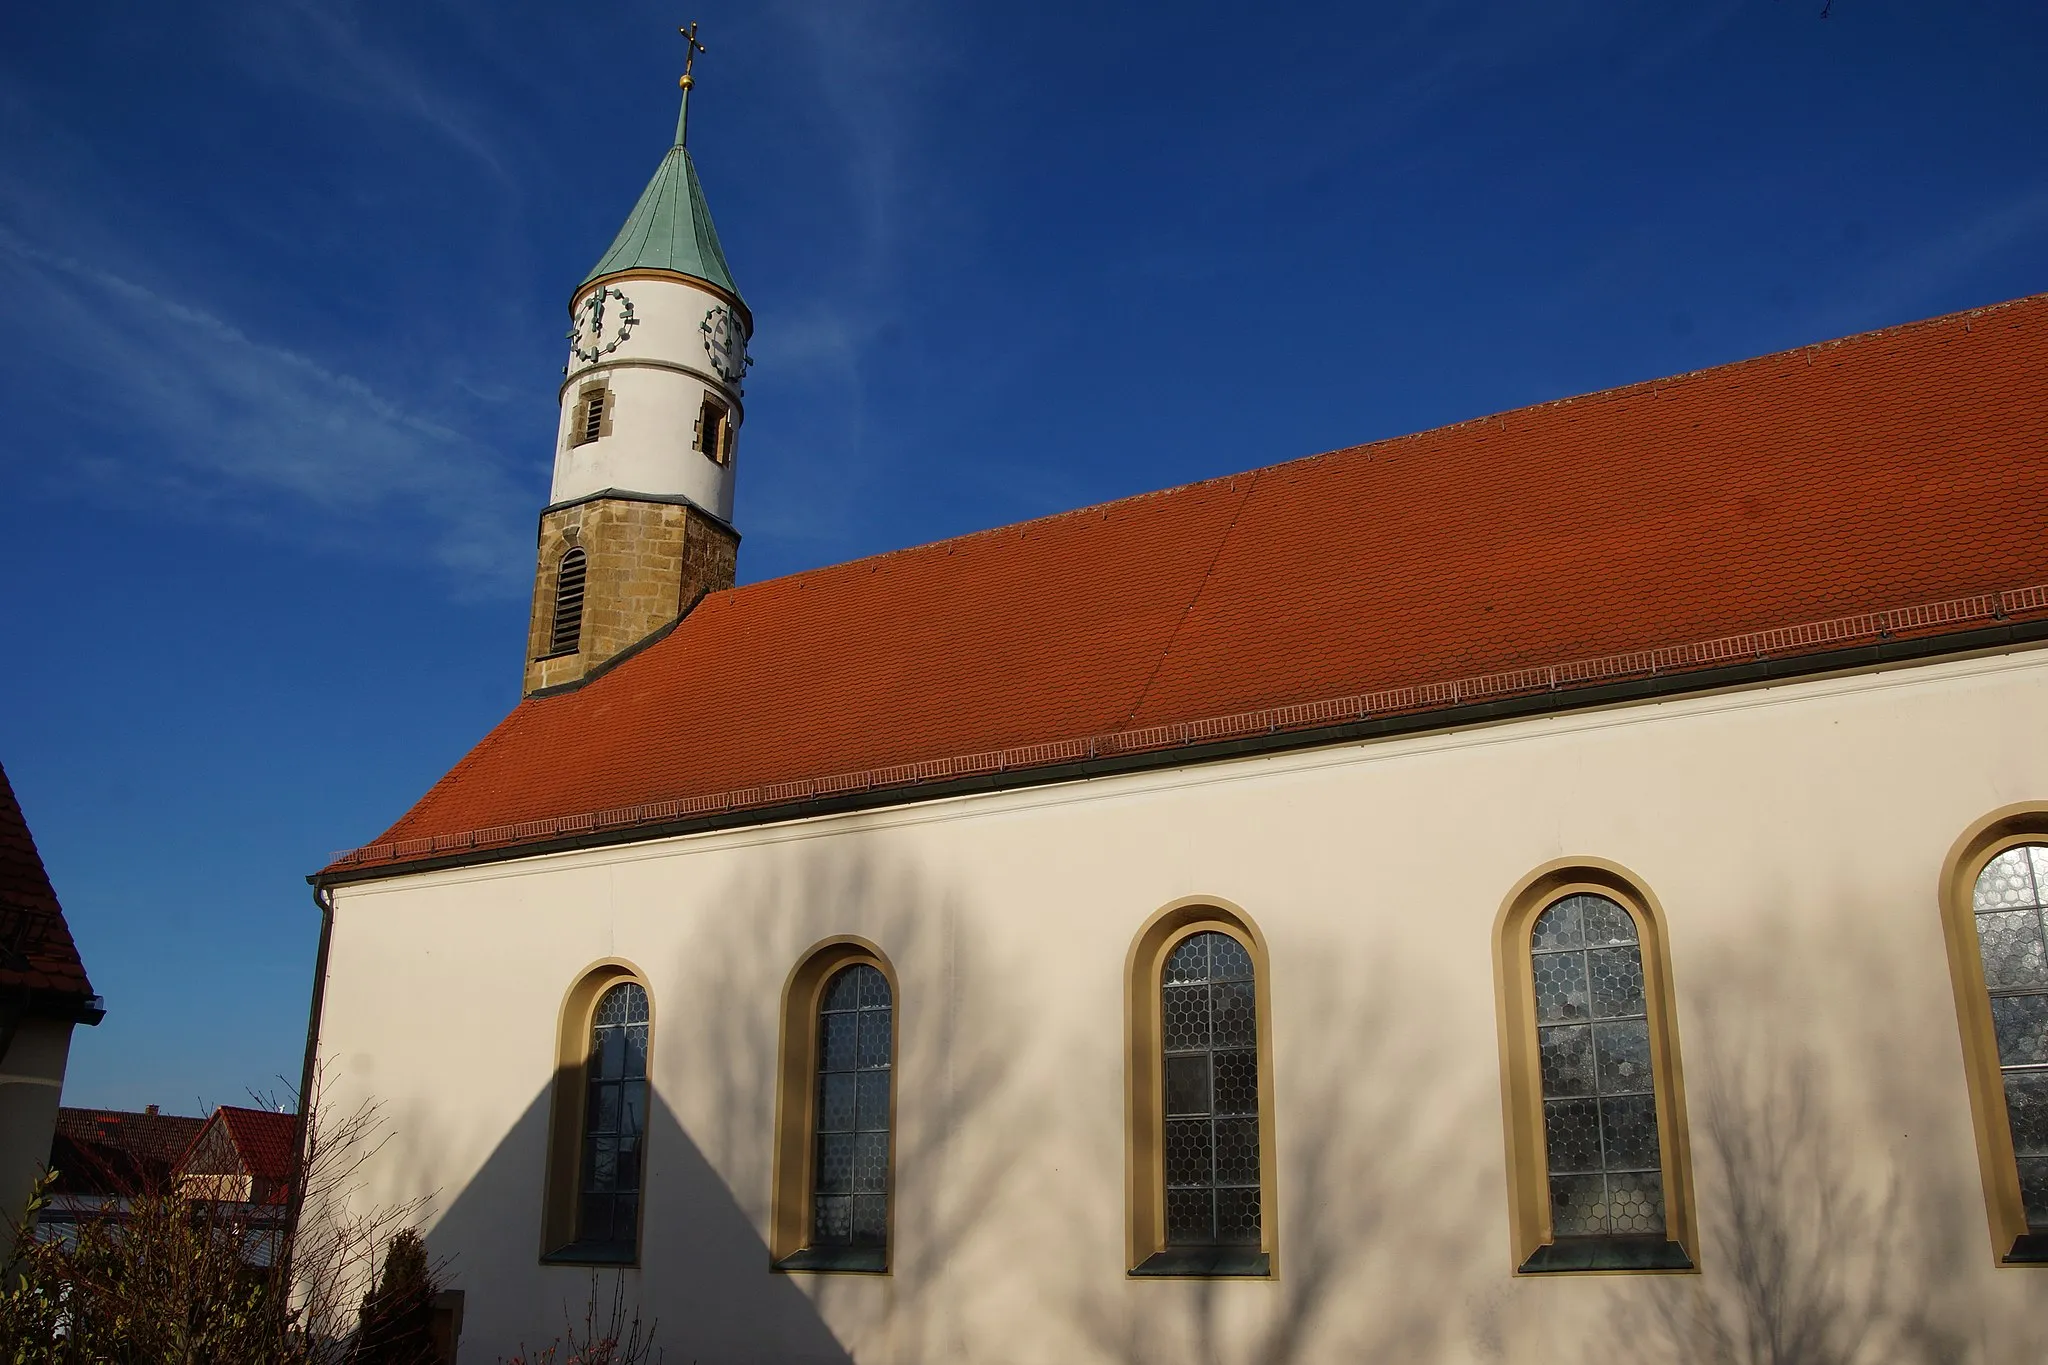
[51, 1108, 209, 1197]
[209, 1106, 299, 1184]
[0, 761, 95, 1003]
[331, 294, 2048, 873]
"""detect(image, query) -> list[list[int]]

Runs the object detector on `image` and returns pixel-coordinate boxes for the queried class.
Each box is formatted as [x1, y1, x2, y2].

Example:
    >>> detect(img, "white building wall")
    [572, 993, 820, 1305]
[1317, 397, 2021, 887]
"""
[551, 275, 744, 518]
[317, 645, 2048, 1364]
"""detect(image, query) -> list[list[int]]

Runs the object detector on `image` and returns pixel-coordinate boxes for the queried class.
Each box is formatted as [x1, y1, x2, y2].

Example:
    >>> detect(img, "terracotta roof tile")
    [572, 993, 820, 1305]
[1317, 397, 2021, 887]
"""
[335, 294, 2048, 870]
[51, 1108, 208, 1197]
[0, 761, 95, 1002]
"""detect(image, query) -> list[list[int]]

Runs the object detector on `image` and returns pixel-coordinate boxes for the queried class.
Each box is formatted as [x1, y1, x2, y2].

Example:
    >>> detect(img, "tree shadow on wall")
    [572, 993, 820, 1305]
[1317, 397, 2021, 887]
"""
[1603, 913, 2047, 1365]
[681, 844, 1035, 1365]
[421, 1083, 855, 1364]
[1061, 946, 1499, 1365]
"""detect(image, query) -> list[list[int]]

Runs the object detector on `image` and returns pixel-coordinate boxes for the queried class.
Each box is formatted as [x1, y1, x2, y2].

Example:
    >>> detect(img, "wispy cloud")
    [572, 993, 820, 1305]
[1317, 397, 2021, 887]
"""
[0, 228, 533, 590]
[1816, 185, 2048, 334]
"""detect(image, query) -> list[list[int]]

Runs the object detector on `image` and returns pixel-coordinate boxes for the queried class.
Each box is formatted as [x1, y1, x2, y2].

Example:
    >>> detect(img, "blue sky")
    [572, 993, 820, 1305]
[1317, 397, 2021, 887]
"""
[2, 1, 2043, 1113]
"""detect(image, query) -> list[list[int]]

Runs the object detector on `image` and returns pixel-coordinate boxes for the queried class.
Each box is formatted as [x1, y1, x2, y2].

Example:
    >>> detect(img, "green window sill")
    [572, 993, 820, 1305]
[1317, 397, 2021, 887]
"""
[541, 1242, 637, 1267]
[1520, 1235, 1692, 1273]
[775, 1244, 888, 1273]
[2004, 1233, 2048, 1264]
[1131, 1247, 1271, 1278]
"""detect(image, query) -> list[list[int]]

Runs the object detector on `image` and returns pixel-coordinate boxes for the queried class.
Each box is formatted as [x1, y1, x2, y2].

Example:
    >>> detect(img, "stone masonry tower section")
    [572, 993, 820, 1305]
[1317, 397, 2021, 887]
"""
[526, 61, 748, 695]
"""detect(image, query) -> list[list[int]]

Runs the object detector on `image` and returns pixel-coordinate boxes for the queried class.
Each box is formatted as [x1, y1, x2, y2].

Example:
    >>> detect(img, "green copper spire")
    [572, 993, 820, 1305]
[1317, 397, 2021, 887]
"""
[579, 40, 741, 302]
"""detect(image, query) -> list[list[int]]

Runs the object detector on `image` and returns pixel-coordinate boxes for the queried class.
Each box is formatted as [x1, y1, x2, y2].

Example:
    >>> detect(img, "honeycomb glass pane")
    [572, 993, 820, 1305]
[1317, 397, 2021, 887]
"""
[1212, 981, 1258, 1048]
[1599, 1093, 1663, 1171]
[851, 1195, 888, 1245]
[1165, 1053, 1210, 1117]
[821, 967, 864, 1013]
[1991, 994, 2048, 1068]
[615, 1131, 641, 1192]
[579, 1194, 613, 1246]
[1163, 985, 1209, 1052]
[586, 1137, 617, 1191]
[1166, 1188, 1212, 1243]
[593, 985, 632, 1029]
[623, 1023, 648, 1080]
[857, 965, 891, 1009]
[857, 1007, 893, 1070]
[1166, 936, 1210, 985]
[2018, 1157, 2048, 1230]
[1976, 910, 2048, 990]
[1543, 1098, 1603, 1174]
[813, 1195, 851, 1245]
[1164, 1118, 1212, 1185]
[853, 1133, 889, 1193]
[1213, 1049, 1259, 1116]
[2005, 1071, 2048, 1155]
[1532, 953, 1590, 1024]
[619, 1081, 646, 1142]
[1538, 1024, 1596, 1099]
[1214, 1187, 1261, 1245]
[1209, 935, 1253, 982]
[818, 1073, 856, 1133]
[856, 1071, 890, 1133]
[1593, 1020, 1655, 1096]
[819, 1012, 857, 1073]
[1214, 1118, 1260, 1185]
[597, 1027, 624, 1081]
[1531, 901, 1584, 952]
[2032, 847, 2048, 900]
[1975, 848, 2040, 912]
[1549, 1174, 1608, 1235]
[587, 1082, 619, 1135]
[1579, 896, 1639, 947]
[1587, 946, 1647, 1020]
[814, 1134, 854, 1195]
[1606, 1171, 1666, 1234]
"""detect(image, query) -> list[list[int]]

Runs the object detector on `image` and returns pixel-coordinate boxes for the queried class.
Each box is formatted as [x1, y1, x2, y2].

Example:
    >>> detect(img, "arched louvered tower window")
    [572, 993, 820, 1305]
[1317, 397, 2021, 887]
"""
[1968, 843, 2048, 1254]
[550, 548, 587, 656]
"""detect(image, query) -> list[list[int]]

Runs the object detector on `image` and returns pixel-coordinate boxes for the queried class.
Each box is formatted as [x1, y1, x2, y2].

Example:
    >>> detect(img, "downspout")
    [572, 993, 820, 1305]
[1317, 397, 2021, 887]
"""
[281, 880, 336, 1286]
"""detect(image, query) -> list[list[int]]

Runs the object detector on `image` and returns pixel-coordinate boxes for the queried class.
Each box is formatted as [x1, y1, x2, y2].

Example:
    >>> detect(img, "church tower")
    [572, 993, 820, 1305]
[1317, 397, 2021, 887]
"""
[525, 28, 750, 694]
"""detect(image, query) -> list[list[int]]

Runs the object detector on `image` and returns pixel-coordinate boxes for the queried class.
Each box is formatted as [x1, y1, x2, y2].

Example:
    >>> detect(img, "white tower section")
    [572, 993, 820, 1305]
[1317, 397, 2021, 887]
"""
[549, 78, 751, 524]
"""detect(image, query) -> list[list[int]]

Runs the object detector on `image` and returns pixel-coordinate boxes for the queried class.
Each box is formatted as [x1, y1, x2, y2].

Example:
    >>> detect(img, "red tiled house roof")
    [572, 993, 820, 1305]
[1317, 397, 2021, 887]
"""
[51, 1108, 208, 1197]
[178, 1106, 299, 1205]
[0, 761, 98, 1013]
[328, 294, 2048, 875]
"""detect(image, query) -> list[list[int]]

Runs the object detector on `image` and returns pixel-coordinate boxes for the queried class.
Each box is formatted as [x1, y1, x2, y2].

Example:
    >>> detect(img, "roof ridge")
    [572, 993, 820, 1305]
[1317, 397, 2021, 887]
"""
[691, 290, 2048, 610]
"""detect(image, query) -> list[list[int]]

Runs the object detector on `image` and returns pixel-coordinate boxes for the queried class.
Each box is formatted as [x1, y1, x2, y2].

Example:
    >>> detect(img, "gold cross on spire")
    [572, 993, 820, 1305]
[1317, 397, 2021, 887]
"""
[679, 21, 707, 88]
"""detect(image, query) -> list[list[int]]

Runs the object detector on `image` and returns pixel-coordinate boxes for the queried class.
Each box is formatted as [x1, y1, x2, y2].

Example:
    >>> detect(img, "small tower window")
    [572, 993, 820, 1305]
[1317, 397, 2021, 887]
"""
[549, 548, 587, 656]
[570, 385, 613, 449]
[696, 397, 734, 466]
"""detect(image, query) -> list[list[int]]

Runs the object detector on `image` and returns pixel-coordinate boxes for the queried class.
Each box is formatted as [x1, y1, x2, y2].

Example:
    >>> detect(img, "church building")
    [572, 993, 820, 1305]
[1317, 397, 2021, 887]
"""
[309, 53, 2048, 1365]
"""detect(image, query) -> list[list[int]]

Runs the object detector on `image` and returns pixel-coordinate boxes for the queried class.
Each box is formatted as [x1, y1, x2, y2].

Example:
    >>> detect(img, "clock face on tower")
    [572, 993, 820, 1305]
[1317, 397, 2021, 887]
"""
[568, 286, 638, 363]
[700, 305, 751, 385]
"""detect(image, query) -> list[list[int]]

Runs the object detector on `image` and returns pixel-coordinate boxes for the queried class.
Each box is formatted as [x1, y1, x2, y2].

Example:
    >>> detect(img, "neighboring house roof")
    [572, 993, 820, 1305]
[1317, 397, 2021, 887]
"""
[179, 1106, 299, 1191]
[0, 761, 97, 1012]
[580, 90, 741, 302]
[327, 293, 2048, 878]
[50, 1107, 208, 1197]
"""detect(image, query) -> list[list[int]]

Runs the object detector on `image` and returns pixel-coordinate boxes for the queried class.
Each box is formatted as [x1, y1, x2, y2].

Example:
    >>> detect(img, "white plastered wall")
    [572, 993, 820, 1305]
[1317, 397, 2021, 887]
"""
[551, 275, 744, 518]
[317, 645, 2048, 1364]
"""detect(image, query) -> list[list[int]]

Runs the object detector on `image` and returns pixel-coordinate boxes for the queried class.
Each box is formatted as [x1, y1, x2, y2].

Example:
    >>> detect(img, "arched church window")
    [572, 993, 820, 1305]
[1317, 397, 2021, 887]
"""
[550, 548, 586, 656]
[1496, 865, 1695, 1273]
[540, 964, 654, 1265]
[770, 941, 896, 1272]
[1125, 903, 1274, 1277]
[1966, 842, 2048, 1258]
[577, 982, 650, 1249]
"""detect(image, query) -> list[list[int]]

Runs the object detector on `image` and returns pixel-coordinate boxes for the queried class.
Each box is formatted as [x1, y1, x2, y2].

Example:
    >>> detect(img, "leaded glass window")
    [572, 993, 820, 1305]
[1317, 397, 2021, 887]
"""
[811, 964, 891, 1250]
[1531, 894, 1665, 1239]
[1973, 845, 2048, 1230]
[1162, 930, 1261, 1247]
[578, 982, 649, 1249]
